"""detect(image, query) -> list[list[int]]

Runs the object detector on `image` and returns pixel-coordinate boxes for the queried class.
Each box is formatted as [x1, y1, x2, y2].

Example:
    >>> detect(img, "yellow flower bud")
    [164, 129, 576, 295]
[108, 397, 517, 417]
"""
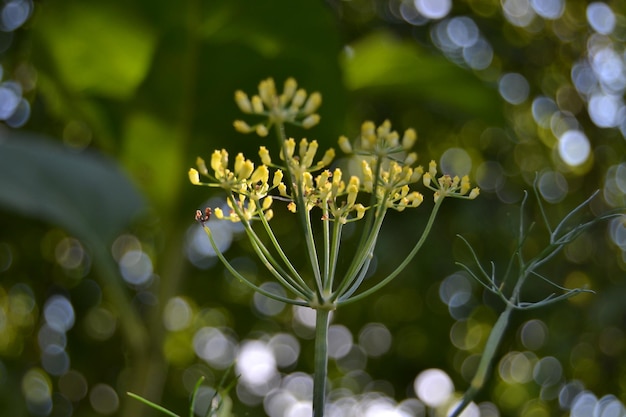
[302, 114, 320, 129]
[332, 168, 343, 189]
[211, 150, 227, 174]
[264, 209, 274, 221]
[259, 146, 272, 165]
[239, 160, 255, 180]
[377, 120, 391, 137]
[361, 160, 373, 191]
[234, 120, 251, 133]
[250, 165, 269, 184]
[347, 176, 360, 207]
[256, 124, 269, 137]
[282, 78, 297, 104]
[262, 196, 273, 210]
[291, 89, 307, 109]
[302, 172, 314, 190]
[278, 183, 288, 196]
[273, 170, 284, 187]
[188, 168, 200, 185]
[469, 187, 480, 199]
[303, 92, 322, 114]
[423, 172, 431, 187]
[302, 140, 319, 168]
[405, 152, 418, 165]
[234, 153, 245, 175]
[283, 138, 296, 160]
[287, 201, 297, 213]
[214, 207, 225, 219]
[317, 170, 332, 188]
[387, 131, 399, 148]
[355, 204, 366, 220]
[410, 166, 424, 183]
[196, 157, 208, 175]
[460, 176, 471, 195]
[338, 135, 352, 154]
[320, 148, 335, 167]
[259, 78, 276, 106]
[408, 192, 423, 207]
[433, 191, 441, 203]
[428, 160, 437, 178]
[251, 95, 264, 113]
[402, 128, 417, 150]
[235, 90, 252, 113]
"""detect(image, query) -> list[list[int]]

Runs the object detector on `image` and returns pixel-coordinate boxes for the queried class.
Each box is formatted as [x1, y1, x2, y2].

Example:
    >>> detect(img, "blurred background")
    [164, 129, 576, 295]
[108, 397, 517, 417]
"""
[0, 0, 625, 416]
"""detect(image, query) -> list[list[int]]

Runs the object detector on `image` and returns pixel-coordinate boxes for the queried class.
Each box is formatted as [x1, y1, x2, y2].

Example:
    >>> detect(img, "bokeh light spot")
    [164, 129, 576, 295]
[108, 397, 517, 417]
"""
[414, 368, 453, 407]
[43, 295, 75, 333]
[237, 340, 277, 387]
[193, 327, 237, 369]
[253, 282, 286, 316]
[586, 3, 615, 35]
[84, 306, 116, 341]
[533, 356, 562, 387]
[0, 82, 20, 119]
[89, 383, 119, 415]
[532, 96, 558, 128]
[538, 171, 568, 203]
[119, 250, 153, 286]
[530, 0, 564, 19]
[358, 323, 392, 357]
[520, 319, 548, 351]
[447, 17, 479, 48]
[58, 370, 88, 402]
[440, 147, 472, 176]
[163, 296, 193, 331]
[328, 325, 353, 359]
[476, 161, 505, 192]
[588, 93, 621, 128]
[269, 333, 300, 368]
[558, 130, 590, 166]
[463, 38, 493, 70]
[21, 368, 52, 416]
[5, 97, 29, 127]
[414, 0, 451, 20]
[499, 73, 530, 105]
[499, 351, 536, 384]
[0, 0, 32, 31]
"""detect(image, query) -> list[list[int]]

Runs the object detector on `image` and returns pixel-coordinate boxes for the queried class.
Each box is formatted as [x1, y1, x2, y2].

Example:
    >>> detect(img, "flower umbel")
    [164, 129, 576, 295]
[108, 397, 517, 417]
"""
[189, 78, 479, 417]
[234, 77, 322, 137]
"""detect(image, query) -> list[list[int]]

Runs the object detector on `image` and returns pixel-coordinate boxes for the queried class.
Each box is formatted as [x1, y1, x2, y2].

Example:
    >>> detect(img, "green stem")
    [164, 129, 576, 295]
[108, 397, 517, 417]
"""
[339, 196, 444, 306]
[313, 308, 331, 417]
[449, 304, 512, 417]
[275, 121, 323, 300]
[202, 225, 308, 306]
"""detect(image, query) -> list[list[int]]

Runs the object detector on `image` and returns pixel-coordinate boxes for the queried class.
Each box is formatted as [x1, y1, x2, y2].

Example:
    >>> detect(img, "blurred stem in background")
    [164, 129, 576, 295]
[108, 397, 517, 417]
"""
[450, 186, 623, 417]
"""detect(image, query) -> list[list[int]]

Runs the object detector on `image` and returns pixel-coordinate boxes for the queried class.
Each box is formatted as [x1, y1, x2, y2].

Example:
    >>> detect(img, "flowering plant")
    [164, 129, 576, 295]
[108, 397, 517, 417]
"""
[188, 78, 478, 416]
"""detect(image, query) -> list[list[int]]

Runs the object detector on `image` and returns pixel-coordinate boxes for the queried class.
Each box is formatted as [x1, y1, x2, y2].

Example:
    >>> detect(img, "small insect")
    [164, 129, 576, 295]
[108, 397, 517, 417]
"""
[195, 207, 211, 223]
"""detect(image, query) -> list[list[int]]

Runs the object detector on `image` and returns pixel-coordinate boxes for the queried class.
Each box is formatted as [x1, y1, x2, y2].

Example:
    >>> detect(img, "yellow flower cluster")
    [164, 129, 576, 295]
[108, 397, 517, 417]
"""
[188, 149, 284, 221]
[338, 120, 425, 212]
[423, 160, 480, 202]
[190, 78, 479, 225]
[233, 78, 321, 136]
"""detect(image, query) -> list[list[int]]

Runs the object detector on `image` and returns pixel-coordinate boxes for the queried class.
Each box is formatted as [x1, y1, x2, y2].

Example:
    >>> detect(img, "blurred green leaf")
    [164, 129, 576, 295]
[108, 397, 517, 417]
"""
[0, 131, 145, 245]
[341, 31, 503, 123]
[33, 1, 156, 99]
